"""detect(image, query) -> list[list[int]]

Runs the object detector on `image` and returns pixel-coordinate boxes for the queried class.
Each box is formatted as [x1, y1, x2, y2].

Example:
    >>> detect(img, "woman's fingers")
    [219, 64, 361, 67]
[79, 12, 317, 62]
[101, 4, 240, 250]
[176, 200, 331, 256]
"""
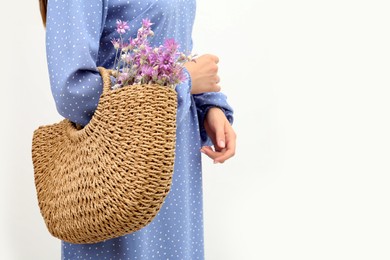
[213, 136, 236, 163]
[215, 75, 220, 84]
[201, 123, 236, 164]
[207, 54, 219, 64]
[200, 144, 233, 164]
[200, 136, 235, 163]
[200, 146, 225, 162]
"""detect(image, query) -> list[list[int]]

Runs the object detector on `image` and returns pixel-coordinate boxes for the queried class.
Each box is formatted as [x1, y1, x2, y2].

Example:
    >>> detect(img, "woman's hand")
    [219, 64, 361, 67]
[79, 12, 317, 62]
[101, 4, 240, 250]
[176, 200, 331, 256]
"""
[200, 107, 236, 163]
[184, 54, 221, 94]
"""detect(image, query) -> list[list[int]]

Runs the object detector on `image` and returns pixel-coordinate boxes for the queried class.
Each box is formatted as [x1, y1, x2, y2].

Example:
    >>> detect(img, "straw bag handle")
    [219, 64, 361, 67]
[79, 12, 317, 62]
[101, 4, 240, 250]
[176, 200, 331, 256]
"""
[97, 66, 113, 95]
[74, 67, 112, 130]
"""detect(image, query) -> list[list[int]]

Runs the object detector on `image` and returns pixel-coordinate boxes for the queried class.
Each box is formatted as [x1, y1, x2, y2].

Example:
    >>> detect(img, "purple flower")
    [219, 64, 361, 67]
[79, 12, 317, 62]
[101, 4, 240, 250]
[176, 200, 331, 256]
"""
[128, 37, 137, 50]
[147, 51, 158, 65]
[158, 54, 174, 71]
[120, 41, 130, 51]
[164, 38, 179, 53]
[118, 72, 129, 84]
[141, 65, 153, 76]
[111, 39, 120, 49]
[116, 20, 129, 34]
[111, 18, 193, 88]
[142, 18, 153, 29]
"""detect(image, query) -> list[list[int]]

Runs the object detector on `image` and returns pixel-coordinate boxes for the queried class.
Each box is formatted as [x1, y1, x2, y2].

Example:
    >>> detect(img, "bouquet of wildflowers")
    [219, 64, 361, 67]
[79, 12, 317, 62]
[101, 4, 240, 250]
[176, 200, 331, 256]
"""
[111, 19, 194, 90]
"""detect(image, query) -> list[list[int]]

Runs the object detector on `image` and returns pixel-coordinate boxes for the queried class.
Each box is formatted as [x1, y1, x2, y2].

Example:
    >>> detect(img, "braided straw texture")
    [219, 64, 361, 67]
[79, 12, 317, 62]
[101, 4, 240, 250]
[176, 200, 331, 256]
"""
[32, 67, 177, 244]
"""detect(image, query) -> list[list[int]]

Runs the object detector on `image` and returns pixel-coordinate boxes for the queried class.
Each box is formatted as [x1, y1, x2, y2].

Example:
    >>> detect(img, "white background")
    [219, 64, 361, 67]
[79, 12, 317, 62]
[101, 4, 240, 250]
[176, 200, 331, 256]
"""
[1, 0, 390, 259]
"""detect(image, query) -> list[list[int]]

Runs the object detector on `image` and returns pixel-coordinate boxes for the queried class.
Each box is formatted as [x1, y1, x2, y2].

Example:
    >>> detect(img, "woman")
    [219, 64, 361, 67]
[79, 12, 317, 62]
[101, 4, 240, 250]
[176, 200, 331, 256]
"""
[39, 0, 236, 259]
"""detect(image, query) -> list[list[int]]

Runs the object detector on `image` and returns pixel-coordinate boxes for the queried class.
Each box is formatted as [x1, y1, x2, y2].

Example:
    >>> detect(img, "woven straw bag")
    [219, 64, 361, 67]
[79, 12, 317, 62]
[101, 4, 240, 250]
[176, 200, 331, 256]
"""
[31, 67, 177, 244]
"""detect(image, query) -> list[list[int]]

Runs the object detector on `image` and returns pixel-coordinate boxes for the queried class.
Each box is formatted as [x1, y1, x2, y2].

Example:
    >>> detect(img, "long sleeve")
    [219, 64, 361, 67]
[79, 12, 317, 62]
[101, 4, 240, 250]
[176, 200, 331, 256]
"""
[193, 93, 234, 146]
[46, 0, 108, 127]
[175, 68, 192, 124]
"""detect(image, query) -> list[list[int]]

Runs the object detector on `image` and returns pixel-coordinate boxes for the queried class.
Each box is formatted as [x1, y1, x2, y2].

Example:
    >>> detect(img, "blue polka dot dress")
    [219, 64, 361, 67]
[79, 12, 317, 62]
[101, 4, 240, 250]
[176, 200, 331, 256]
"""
[45, 0, 233, 259]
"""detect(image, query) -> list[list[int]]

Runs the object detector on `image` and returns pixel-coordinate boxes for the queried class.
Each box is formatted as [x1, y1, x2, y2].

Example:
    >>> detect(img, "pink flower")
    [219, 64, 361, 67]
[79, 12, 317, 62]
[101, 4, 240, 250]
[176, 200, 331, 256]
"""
[138, 65, 155, 84]
[120, 41, 131, 52]
[116, 20, 129, 34]
[128, 37, 137, 49]
[158, 54, 174, 72]
[164, 38, 179, 53]
[118, 72, 129, 84]
[142, 18, 153, 29]
[111, 18, 193, 87]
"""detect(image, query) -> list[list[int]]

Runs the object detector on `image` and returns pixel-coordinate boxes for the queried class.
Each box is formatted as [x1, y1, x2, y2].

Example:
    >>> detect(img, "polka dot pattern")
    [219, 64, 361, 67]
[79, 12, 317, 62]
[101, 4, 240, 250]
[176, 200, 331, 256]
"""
[46, 0, 234, 259]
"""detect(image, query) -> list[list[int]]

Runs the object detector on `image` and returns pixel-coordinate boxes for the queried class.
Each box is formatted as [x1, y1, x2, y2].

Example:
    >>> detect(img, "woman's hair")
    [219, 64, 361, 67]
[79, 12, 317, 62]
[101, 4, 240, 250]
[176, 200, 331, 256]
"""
[39, 0, 47, 27]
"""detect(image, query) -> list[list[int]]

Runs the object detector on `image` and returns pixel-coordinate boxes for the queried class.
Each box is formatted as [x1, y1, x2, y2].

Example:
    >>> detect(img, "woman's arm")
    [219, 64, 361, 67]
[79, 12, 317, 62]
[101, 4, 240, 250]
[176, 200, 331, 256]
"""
[184, 54, 234, 146]
[46, 0, 108, 127]
[193, 92, 234, 147]
[200, 106, 236, 163]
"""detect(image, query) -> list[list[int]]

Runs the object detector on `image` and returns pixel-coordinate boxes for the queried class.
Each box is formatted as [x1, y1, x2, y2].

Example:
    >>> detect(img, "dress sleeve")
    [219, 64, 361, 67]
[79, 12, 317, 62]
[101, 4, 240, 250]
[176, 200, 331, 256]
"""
[45, 0, 108, 127]
[174, 67, 192, 124]
[193, 93, 234, 146]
